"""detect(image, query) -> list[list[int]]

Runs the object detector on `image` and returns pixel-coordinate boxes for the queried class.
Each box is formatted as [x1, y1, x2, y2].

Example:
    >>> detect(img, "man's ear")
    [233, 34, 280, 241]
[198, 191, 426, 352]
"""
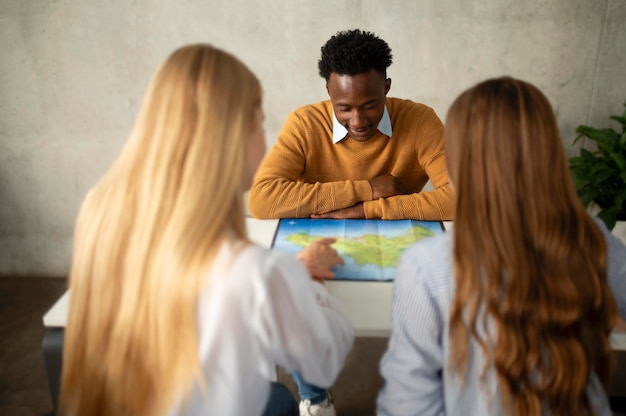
[385, 78, 392, 95]
[326, 83, 330, 96]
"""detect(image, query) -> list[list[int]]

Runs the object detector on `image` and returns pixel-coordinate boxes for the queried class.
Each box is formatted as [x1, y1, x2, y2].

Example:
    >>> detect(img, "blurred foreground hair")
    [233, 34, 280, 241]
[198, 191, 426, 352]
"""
[445, 77, 617, 416]
[60, 44, 261, 415]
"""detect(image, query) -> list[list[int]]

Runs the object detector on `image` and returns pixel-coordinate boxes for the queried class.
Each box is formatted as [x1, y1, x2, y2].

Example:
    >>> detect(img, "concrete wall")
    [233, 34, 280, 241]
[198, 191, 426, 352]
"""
[1, 0, 625, 276]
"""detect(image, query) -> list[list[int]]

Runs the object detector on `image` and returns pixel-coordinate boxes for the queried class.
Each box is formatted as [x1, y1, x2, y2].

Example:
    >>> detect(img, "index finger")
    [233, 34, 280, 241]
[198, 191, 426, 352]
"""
[311, 213, 332, 219]
[314, 237, 337, 245]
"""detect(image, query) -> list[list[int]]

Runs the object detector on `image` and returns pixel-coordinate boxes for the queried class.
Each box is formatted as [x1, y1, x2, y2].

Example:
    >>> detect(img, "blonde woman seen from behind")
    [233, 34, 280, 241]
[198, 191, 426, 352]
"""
[59, 44, 354, 416]
[377, 77, 626, 415]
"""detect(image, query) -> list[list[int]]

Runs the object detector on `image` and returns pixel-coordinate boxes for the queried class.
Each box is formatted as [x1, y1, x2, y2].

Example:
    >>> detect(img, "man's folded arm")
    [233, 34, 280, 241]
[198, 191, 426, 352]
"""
[363, 183, 454, 220]
[249, 175, 372, 218]
[363, 134, 455, 221]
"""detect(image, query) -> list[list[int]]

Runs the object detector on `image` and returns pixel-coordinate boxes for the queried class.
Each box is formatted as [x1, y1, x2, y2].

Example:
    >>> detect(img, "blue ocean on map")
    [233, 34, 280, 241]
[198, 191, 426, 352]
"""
[272, 219, 443, 281]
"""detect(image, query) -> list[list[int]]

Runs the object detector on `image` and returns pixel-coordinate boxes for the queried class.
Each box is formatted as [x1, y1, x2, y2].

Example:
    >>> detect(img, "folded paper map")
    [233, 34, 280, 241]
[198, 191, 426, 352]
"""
[271, 218, 443, 281]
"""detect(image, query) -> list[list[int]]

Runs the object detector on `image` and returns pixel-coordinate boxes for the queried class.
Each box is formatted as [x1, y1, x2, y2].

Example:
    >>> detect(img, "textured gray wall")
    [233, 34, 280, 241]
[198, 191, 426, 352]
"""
[1, 0, 625, 276]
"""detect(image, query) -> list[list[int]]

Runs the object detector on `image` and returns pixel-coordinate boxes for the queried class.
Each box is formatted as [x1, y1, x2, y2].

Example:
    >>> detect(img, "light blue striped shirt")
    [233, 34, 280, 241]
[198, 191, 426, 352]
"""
[377, 218, 626, 415]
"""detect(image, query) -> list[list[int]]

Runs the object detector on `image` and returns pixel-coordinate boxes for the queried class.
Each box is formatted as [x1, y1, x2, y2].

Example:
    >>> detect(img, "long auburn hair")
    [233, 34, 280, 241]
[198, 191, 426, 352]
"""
[59, 44, 261, 415]
[445, 77, 617, 415]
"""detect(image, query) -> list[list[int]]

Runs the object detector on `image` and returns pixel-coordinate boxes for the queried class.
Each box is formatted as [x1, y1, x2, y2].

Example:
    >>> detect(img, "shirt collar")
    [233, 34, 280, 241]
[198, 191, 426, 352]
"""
[332, 104, 392, 144]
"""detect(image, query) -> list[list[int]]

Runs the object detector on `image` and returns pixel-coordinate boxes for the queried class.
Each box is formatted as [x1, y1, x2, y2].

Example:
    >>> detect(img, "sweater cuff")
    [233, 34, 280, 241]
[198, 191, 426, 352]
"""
[363, 200, 382, 219]
[352, 179, 373, 201]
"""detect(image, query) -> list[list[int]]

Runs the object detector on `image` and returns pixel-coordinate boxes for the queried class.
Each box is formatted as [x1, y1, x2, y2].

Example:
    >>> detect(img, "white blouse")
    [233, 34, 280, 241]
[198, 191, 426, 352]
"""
[169, 238, 355, 415]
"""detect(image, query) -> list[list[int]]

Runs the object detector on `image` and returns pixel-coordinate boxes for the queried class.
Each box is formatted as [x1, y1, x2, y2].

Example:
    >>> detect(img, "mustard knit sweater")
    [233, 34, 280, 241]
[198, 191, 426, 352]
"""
[248, 97, 454, 220]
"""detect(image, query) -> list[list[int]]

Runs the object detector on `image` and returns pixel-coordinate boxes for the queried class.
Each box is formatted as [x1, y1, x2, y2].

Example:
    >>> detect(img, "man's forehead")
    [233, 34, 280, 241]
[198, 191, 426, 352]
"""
[328, 70, 385, 82]
[328, 72, 384, 91]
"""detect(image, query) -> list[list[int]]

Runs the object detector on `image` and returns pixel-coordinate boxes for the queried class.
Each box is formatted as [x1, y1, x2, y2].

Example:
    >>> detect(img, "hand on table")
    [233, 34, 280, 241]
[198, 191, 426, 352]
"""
[311, 203, 365, 219]
[369, 174, 408, 200]
[296, 237, 344, 281]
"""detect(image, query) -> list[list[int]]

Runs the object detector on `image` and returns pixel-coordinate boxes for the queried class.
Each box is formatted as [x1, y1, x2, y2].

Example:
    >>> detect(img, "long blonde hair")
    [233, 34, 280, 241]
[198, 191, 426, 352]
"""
[445, 77, 617, 415]
[60, 44, 262, 415]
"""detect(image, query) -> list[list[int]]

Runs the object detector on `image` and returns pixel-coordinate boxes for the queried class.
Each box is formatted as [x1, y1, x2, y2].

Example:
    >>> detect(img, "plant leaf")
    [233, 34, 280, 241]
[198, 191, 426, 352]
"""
[578, 188, 599, 206]
[598, 207, 617, 230]
[609, 115, 626, 126]
[569, 103, 626, 225]
[593, 167, 616, 183]
[580, 148, 598, 163]
[616, 188, 626, 209]
[576, 126, 619, 143]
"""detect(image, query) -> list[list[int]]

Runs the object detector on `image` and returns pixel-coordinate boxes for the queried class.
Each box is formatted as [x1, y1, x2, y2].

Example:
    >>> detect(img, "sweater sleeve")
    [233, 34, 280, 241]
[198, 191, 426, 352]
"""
[363, 107, 455, 220]
[248, 109, 372, 218]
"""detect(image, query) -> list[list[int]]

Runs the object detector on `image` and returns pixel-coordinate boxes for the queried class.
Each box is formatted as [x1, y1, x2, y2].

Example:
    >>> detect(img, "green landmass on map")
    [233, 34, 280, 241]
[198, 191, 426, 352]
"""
[286, 225, 435, 269]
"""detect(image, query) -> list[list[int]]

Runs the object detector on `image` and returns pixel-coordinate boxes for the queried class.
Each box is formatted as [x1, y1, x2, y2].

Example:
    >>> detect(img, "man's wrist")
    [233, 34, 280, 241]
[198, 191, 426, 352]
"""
[362, 200, 380, 219]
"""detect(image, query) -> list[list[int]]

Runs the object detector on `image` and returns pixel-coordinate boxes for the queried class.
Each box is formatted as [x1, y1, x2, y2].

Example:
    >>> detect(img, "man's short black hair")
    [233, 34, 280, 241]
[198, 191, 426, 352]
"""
[318, 29, 393, 81]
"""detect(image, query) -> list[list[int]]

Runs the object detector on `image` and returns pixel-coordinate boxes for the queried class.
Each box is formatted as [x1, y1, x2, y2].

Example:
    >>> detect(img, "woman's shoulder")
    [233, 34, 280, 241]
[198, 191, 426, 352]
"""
[397, 232, 455, 294]
[212, 240, 306, 288]
[402, 232, 453, 268]
[592, 216, 626, 250]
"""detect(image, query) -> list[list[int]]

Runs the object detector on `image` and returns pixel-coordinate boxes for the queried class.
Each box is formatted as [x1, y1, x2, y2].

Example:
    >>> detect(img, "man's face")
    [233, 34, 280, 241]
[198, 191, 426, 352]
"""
[326, 69, 391, 142]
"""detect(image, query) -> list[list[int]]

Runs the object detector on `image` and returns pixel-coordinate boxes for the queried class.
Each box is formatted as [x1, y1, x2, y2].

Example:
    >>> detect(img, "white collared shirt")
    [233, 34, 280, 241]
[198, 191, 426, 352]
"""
[332, 105, 393, 143]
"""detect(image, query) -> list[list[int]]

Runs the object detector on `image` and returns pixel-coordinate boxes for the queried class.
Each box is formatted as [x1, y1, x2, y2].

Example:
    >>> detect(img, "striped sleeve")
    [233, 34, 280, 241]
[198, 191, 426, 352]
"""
[377, 245, 446, 416]
[595, 218, 626, 318]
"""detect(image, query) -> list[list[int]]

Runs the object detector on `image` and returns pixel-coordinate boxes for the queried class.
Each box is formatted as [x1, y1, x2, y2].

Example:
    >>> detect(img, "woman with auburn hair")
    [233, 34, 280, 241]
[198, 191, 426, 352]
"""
[377, 77, 626, 415]
[59, 44, 353, 416]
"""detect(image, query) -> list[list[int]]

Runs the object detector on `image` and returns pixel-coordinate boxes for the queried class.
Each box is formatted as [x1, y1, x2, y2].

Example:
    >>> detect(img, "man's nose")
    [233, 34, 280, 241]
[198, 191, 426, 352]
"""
[350, 110, 367, 128]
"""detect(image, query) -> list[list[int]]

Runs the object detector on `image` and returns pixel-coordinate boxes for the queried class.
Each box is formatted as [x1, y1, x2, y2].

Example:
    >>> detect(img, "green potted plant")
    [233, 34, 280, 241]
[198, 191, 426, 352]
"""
[569, 102, 626, 231]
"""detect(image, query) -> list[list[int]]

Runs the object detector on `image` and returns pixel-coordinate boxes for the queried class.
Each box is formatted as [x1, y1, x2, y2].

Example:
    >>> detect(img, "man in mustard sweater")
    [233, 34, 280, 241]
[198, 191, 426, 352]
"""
[248, 29, 454, 221]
